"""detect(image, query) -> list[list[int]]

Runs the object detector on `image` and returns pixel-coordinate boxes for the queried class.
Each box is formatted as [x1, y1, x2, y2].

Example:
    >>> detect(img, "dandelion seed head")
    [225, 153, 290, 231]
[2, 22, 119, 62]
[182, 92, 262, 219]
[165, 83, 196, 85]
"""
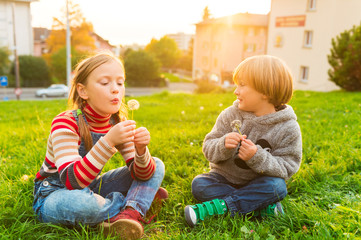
[181, 111, 185, 115]
[219, 103, 223, 107]
[200, 106, 204, 110]
[21, 175, 29, 182]
[231, 120, 242, 131]
[127, 99, 140, 110]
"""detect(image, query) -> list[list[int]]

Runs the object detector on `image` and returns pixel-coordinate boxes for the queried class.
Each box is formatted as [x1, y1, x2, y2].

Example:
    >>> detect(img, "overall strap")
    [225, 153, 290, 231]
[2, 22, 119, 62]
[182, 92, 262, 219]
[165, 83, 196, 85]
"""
[71, 109, 88, 126]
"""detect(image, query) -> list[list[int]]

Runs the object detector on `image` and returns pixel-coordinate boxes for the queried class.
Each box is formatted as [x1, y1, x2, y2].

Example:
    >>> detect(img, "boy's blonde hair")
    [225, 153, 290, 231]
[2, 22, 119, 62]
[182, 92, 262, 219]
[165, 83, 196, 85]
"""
[68, 51, 128, 151]
[233, 55, 293, 108]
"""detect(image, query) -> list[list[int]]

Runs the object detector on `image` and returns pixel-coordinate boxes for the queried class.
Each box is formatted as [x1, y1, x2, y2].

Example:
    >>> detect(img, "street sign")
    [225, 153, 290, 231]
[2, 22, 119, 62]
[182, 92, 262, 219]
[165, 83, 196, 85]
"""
[14, 88, 22, 95]
[0, 76, 8, 87]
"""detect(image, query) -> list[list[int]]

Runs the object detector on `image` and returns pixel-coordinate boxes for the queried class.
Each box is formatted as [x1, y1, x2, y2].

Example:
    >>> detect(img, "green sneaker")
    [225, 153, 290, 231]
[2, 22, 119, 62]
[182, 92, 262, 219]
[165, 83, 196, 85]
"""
[254, 202, 284, 217]
[184, 199, 228, 227]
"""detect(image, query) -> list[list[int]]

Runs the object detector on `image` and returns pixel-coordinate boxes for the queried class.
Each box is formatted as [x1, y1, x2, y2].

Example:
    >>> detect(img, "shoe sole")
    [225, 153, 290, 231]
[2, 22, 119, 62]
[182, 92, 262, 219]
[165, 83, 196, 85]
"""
[100, 218, 143, 240]
[184, 205, 197, 227]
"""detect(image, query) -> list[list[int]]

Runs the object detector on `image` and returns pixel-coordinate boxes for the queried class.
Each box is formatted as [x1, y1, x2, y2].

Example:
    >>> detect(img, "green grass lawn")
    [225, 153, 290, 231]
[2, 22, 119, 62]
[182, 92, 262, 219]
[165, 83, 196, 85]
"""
[0, 91, 360, 239]
[161, 72, 193, 83]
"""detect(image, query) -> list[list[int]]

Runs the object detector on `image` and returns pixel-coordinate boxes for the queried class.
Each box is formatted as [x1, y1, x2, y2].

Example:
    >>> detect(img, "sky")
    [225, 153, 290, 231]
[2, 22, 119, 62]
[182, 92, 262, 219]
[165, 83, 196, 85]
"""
[31, 0, 271, 46]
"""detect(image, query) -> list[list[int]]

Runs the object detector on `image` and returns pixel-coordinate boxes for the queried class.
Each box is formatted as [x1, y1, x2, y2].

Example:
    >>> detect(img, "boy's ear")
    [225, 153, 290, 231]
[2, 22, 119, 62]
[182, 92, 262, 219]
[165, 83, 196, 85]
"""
[76, 83, 88, 100]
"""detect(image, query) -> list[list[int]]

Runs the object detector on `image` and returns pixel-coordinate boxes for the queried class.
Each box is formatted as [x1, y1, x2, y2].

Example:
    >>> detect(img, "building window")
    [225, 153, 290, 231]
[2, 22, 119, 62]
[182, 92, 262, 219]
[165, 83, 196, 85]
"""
[202, 56, 209, 67]
[259, 28, 266, 36]
[248, 27, 254, 36]
[300, 66, 309, 83]
[304, 31, 313, 48]
[244, 43, 256, 52]
[274, 34, 283, 47]
[307, 0, 316, 11]
[203, 41, 209, 49]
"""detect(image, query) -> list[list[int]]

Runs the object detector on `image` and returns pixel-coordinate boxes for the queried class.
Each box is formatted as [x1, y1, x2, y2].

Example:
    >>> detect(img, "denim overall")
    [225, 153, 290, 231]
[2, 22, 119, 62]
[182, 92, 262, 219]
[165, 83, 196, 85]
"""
[33, 110, 165, 226]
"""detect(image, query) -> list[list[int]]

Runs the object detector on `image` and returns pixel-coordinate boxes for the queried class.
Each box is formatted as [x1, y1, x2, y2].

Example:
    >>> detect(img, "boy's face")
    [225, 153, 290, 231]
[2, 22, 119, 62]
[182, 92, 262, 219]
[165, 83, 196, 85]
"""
[234, 80, 275, 116]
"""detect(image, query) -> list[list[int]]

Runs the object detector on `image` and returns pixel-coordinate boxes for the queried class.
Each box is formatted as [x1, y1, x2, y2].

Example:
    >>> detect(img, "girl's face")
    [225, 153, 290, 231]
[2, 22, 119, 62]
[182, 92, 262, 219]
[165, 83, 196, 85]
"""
[234, 80, 275, 117]
[77, 59, 125, 116]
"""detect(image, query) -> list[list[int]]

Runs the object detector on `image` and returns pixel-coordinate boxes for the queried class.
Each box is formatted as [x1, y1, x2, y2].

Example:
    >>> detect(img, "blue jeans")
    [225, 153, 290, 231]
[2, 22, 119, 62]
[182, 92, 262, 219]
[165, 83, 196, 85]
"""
[191, 172, 287, 215]
[33, 158, 165, 226]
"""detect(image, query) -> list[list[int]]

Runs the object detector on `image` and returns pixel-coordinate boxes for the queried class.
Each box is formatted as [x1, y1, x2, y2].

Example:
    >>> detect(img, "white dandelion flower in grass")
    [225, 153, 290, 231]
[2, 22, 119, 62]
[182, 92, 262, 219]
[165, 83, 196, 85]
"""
[181, 111, 185, 115]
[20, 175, 29, 182]
[219, 103, 223, 107]
[200, 106, 204, 110]
[127, 99, 140, 120]
[231, 120, 242, 135]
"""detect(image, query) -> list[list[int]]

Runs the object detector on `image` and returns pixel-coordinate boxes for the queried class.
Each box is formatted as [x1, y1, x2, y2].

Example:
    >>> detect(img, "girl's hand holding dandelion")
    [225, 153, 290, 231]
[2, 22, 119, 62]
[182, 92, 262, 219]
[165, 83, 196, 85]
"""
[134, 127, 150, 155]
[225, 120, 246, 149]
[126, 99, 149, 155]
[104, 99, 140, 148]
[104, 120, 136, 148]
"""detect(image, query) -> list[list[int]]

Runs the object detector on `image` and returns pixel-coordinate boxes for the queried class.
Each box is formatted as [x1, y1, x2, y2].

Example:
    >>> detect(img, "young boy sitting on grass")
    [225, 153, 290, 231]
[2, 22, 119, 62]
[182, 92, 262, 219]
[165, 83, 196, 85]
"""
[184, 55, 302, 227]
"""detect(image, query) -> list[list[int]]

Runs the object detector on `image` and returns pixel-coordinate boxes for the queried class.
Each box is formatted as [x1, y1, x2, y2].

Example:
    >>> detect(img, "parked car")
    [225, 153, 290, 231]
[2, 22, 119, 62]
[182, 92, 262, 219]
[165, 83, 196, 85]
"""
[35, 84, 69, 98]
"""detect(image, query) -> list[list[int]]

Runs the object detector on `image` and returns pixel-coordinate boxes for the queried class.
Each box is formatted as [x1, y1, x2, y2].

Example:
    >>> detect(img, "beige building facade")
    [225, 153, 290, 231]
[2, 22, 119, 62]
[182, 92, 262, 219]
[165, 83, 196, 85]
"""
[193, 13, 268, 85]
[267, 0, 361, 91]
[0, 0, 35, 56]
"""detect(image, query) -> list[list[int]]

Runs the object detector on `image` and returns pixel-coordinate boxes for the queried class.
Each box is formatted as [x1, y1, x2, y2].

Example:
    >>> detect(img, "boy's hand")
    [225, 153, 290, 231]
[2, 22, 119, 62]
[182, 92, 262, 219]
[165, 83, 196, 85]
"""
[225, 132, 246, 149]
[104, 120, 136, 147]
[238, 139, 257, 161]
[134, 127, 150, 155]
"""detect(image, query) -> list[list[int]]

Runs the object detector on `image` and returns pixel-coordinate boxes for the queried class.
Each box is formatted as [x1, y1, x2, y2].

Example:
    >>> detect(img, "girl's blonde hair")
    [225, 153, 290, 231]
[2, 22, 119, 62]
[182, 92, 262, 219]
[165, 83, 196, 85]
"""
[68, 51, 128, 151]
[233, 55, 293, 108]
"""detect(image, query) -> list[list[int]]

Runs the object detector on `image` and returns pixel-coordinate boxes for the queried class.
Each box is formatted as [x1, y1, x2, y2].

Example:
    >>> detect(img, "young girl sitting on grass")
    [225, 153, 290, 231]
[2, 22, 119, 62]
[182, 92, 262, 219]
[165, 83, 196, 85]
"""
[33, 52, 167, 240]
[185, 55, 302, 227]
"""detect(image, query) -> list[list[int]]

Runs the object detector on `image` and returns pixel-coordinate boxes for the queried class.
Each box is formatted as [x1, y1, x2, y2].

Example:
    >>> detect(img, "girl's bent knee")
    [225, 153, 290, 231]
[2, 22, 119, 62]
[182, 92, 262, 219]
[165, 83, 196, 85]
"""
[153, 157, 165, 176]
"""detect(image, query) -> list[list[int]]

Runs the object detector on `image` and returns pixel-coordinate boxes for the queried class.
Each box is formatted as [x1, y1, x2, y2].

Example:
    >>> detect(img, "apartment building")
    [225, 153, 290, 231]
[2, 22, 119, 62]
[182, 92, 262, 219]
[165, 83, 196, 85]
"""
[193, 13, 268, 84]
[0, 0, 35, 56]
[267, 0, 361, 91]
[167, 32, 194, 51]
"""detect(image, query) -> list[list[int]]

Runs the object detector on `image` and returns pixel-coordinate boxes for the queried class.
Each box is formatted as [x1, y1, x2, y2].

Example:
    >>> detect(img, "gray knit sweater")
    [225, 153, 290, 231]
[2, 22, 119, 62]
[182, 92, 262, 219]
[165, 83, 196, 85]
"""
[203, 100, 302, 185]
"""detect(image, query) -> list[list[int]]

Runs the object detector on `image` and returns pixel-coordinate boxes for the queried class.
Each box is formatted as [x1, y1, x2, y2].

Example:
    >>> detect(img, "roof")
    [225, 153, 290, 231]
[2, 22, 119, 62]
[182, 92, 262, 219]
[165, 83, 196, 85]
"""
[196, 13, 269, 27]
[3, 0, 39, 2]
[90, 32, 115, 48]
[33, 27, 51, 42]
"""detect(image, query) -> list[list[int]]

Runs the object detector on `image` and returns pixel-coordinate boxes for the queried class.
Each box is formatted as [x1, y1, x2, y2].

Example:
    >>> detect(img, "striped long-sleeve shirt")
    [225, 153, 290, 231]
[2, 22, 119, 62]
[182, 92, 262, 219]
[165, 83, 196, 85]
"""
[35, 105, 156, 190]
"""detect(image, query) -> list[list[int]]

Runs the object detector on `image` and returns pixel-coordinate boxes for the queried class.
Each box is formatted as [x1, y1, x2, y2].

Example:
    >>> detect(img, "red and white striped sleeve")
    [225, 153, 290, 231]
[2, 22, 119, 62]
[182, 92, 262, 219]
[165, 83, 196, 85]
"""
[51, 113, 116, 190]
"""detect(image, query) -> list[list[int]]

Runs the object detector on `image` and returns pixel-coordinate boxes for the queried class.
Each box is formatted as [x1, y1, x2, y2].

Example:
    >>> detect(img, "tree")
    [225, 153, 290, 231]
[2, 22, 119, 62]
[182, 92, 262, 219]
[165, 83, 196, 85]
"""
[0, 47, 11, 75]
[145, 36, 180, 69]
[203, 6, 211, 21]
[45, 0, 95, 54]
[176, 38, 193, 71]
[124, 50, 161, 87]
[50, 46, 84, 83]
[11, 55, 51, 87]
[44, 0, 95, 83]
[328, 23, 361, 91]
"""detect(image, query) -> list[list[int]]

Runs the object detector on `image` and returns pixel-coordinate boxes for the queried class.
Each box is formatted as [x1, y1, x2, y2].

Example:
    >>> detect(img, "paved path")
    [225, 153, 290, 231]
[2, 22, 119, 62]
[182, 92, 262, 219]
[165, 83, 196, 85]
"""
[0, 82, 197, 101]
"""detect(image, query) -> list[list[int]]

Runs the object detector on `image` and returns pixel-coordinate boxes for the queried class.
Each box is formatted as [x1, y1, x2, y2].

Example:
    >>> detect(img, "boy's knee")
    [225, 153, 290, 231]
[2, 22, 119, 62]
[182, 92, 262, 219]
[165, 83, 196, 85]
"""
[268, 177, 288, 199]
[191, 176, 208, 201]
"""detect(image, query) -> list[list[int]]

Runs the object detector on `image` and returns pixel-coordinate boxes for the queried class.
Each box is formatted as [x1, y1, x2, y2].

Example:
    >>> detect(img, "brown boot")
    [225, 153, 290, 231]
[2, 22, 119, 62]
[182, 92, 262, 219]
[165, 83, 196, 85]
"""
[145, 187, 168, 221]
[100, 209, 145, 240]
